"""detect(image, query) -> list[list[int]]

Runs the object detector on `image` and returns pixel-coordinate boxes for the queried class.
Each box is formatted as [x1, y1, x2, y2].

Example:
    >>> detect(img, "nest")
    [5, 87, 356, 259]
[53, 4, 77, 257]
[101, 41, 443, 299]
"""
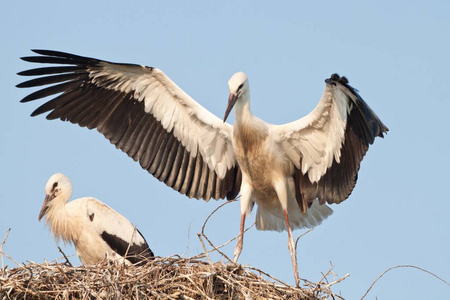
[1, 202, 348, 299]
[2, 203, 445, 299]
[0, 254, 348, 300]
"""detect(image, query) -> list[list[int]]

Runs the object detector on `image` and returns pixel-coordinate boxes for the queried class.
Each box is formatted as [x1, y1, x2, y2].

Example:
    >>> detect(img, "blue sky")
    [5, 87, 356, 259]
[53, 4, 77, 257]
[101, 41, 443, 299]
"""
[1, 1, 449, 298]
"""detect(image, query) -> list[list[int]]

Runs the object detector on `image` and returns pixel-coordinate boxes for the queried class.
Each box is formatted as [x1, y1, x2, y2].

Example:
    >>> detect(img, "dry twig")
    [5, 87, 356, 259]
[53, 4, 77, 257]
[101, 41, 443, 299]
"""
[361, 264, 450, 299]
[1, 228, 11, 274]
[57, 246, 73, 267]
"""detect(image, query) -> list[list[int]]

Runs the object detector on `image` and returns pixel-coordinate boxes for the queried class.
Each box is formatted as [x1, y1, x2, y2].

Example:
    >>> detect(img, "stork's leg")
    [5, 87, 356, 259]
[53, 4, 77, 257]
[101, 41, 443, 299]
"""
[233, 213, 246, 262]
[234, 182, 252, 263]
[273, 178, 300, 287]
[283, 209, 300, 288]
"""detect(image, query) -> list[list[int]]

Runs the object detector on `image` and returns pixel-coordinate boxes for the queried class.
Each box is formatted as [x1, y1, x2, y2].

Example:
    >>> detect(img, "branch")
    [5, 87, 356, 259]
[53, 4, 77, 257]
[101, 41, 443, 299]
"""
[361, 264, 450, 299]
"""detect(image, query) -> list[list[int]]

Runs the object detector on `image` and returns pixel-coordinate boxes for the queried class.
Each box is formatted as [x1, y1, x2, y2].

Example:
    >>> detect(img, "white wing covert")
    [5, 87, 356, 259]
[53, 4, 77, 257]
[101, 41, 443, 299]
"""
[274, 74, 388, 207]
[18, 50, 241, 200]
[84, 198, 154, 264]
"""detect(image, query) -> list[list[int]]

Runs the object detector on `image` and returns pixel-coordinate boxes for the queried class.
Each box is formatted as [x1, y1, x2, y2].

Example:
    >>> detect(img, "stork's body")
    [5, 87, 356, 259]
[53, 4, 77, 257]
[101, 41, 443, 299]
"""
[19, 50, 388, 286]
[230, 80, 331, 231]
[39, 173, 154, 265]
[226, 73, 333, 284]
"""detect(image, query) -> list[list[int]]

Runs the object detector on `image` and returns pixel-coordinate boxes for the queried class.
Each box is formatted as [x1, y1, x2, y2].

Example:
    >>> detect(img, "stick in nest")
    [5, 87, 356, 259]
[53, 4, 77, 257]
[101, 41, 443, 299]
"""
[197, 197, 256, 264]
[1, 228, 11, 272]
[57, 246, 73, 267]
[0, 228, 21, 268]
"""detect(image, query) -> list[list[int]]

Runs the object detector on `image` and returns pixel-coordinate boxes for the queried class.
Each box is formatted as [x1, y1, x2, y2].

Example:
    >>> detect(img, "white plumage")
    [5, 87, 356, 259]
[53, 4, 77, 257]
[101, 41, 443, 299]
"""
[39, 173, 154, 265]
[20, 50, 388, 285]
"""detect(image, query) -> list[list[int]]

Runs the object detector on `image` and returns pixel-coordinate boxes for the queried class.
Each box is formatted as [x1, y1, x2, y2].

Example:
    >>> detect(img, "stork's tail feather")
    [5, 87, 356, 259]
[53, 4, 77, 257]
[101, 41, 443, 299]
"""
[255, 200, 333, 232]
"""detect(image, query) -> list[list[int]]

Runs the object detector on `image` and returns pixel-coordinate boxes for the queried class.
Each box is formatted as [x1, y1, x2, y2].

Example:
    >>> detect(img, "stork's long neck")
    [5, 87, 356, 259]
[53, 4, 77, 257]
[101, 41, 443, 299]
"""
[232, 90, 268, 157]
[45, 197, 77, 244]
[234, 91, 253, 127]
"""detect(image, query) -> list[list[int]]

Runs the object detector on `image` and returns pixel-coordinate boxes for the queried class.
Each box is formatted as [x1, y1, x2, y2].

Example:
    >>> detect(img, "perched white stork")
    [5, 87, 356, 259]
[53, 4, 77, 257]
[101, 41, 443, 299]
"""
[19, 50, 388, 286]
[38, 173, 154, 265]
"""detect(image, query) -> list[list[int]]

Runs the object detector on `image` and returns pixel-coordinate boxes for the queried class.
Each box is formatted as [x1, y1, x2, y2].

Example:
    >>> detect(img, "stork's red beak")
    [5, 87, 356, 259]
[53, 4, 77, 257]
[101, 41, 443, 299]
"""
[224, 93, 238, 122]
[38, 194, 51, 221]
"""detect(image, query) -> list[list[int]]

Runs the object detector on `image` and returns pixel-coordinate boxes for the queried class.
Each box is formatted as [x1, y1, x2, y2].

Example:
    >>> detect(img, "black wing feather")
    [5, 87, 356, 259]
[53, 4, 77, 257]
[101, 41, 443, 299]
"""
[100, 231, 154, 265]
[18, 66, 84, 76]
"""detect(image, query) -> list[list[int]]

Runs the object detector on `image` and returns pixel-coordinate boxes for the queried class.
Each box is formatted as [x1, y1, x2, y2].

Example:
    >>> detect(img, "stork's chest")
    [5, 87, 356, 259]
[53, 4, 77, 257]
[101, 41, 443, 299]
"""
[233, 123, 268, 157]
[233, 123, 272, 178]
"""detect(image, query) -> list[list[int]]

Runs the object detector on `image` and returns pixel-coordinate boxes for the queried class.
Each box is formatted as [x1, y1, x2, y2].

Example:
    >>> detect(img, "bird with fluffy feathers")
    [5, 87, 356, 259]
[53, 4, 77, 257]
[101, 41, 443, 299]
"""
[39, 173, 154, 266]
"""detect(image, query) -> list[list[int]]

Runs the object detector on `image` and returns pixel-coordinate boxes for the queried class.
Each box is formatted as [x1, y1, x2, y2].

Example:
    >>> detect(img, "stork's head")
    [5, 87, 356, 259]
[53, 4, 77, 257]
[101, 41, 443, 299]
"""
[224, 72, 249, 122]
[39, 173, 73, 221]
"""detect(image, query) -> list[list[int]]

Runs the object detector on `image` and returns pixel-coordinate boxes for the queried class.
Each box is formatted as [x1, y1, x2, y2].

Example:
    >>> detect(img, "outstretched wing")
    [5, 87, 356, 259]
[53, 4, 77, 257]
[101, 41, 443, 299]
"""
[18, 50, 241, 200]
[274, 74, 388, 207]
[84, 198, 154, 265]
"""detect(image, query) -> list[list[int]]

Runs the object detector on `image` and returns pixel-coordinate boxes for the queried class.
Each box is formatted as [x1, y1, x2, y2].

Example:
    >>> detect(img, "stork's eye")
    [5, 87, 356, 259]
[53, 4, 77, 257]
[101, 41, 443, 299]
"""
[52, 182, 58, 191]
[237, 83, 244, 91]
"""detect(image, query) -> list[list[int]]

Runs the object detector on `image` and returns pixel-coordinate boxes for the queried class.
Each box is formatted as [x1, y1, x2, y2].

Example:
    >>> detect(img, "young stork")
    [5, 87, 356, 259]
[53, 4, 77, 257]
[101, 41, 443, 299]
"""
[39, 173, 154, 265]
[19, 50, 388, 286]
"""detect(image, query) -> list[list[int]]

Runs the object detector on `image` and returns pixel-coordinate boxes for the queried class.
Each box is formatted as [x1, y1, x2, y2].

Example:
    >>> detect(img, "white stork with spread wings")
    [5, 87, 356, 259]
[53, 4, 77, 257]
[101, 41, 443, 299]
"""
[19, 50, 388, 286]
[39, 173, 154, 265]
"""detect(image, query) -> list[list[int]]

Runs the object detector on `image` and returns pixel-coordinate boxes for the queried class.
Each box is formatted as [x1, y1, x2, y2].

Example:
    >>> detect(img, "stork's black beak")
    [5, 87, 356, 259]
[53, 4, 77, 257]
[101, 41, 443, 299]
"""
[224, 93, 238, 122]
[38, 194, 51, 221]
